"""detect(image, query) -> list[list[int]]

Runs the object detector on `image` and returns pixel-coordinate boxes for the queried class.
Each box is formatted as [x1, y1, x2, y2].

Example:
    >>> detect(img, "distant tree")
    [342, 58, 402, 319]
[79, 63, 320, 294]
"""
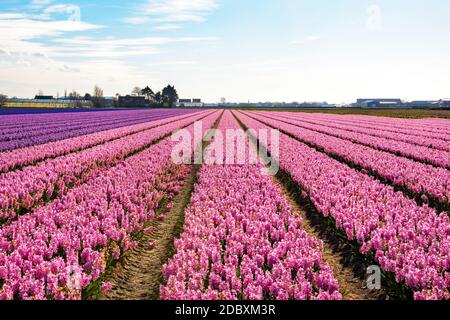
[162, 95, 170, 106]
[132, 87, 142, 96]
[112, 96, 119, 108]
[141, 86, 155, 101]
[94, 85, 103, 98]
[92, 85, 105, 108]
[84, 93, 92, 101]
[161, 85, 178, 108]
[154, 91, 162, 104]
[68, 91, 81, 99]
[0, 94, 7, 106]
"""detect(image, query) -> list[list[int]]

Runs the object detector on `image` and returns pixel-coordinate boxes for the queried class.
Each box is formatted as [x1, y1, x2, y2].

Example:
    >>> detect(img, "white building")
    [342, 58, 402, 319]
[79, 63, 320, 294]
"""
[176, 98, 204, 108]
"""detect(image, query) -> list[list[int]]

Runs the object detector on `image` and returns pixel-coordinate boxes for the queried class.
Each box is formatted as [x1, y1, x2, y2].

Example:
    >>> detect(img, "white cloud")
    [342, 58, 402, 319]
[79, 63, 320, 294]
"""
[0, 13, 28, 19]
[30, 0, 55, 10]
[154, 24, 182, 30]
[124, 17, 151, 24]
[31, 0, 54, 6]
[0, 6, 215, 61]
[44, 4, 80, 14]
[289, 35, 322, 45]
[306, 35, 321, 42]
[0, 1, 218, 98]
[49, 36, 216, 58]
[126, 0, 219, 26]
[143, 0, 219, 21]
[366, 4, 382, 31]
[0, 14, 104, 55]
[52, 36, 216, 46]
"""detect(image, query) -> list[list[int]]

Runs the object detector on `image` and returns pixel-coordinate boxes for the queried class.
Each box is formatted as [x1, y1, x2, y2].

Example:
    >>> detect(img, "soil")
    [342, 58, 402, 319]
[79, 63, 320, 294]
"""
[276, 178, 386, 300]
[104, 111, 224, 300]
[105, 164, 200, 300]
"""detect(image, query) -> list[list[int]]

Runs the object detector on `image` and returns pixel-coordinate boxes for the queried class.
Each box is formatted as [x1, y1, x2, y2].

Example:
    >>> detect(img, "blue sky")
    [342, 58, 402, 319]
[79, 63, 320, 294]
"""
[0, 0, 449, 103]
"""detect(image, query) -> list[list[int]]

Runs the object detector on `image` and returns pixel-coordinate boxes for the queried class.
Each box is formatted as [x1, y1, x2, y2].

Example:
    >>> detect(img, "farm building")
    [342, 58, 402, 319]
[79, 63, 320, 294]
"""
[34, 95, 54, 100]
[4, 98, 93, 108]
[177, 98, 203, 107]
[118, 95, 147, 108]
[355, 99, 403, 108]
[438, 99, 450, 108]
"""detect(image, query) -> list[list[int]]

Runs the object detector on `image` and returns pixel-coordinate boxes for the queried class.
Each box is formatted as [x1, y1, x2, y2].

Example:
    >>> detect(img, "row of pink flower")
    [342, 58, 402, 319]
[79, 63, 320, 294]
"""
[0, 110, 210, 173]
[302, 113, 450, 135]
[243, 112, 450, 206]
[161, 111, 341, 300]
[0, 109, 175, 130]
[265, 112, 450, 152]
[0, 111, 196, 152]
[236, 111, 450, 300]
[417, 118, 450, 128]
[0, 111, 220, 300]
[279, 113, 450, 143]
[0, 111, 175, 141]
[0, 113, 98, 130]
[360, 116, 450, 131]
[0, 110, 214, 223]
[0, 112, 142, 136]
[252, 112, 450, 169]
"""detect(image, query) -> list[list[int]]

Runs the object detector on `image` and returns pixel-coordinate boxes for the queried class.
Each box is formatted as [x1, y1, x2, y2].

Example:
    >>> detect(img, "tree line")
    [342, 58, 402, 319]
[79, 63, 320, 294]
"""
[61, 84, 178, 108]
[0, 94, 7, 107]
[131, 85, 179, 107]
[0, 84, 179, 108]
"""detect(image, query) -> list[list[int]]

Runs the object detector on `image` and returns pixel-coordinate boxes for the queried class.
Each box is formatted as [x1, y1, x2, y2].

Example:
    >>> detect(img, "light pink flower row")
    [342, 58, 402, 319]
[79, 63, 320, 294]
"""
[236, 111, 450, 300]
[0, 112, 220, 300]
[281, 112, 450, 142]
[265, 112, 450, 152]
[291, 112, 450, 136]
[0, 110, 208, 173]
[0, 112, 164, 142]
[0, 111, 215, 222]
[243, 112, 450, 206]
[0, 109, 177, 130]
[0, 111, 196, 152]
[252, 112, 450, 169]
[161, 111, 341, 300]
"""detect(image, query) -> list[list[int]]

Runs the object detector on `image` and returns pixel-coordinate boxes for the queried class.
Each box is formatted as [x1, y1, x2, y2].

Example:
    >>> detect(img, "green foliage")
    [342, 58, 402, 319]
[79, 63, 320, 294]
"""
[0, 94, 7, 106]
[161, 85, 179, 107]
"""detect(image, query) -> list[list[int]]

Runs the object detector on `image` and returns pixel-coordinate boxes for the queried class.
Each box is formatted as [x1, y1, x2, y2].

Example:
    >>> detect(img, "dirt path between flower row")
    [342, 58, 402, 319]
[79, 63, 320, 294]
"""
[104, 111, 224, 300]
[105, 164, 200, 300]
[105, 109, 384, 301]
[277, 179, 385, 300]
[231, 110, 386, 300]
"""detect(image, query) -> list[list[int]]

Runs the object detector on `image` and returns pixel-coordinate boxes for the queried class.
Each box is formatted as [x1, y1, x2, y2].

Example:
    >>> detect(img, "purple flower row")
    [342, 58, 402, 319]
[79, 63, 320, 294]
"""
[0, 110, 200, 152]
[161, 111, 341, 300]
[243, 112, 450, 206]
[0, 112, 220, 300]
[279, 113, 450, 143]
[253, 112, 450, 169]
[265, 112, 450, 152]
[235, 111, 450, 300]
[0, 110, 149, 134]
[0, 110, 215, 224]
[0, 109, 183, 130]
[0, 111, 211, 173]
[0, 112, 164, 140]
[298, 113, 450, 136]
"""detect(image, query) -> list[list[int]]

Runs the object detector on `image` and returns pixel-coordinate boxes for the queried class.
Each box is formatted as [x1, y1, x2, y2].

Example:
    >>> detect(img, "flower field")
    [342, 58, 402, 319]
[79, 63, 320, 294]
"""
[0, 108, 448, 300]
